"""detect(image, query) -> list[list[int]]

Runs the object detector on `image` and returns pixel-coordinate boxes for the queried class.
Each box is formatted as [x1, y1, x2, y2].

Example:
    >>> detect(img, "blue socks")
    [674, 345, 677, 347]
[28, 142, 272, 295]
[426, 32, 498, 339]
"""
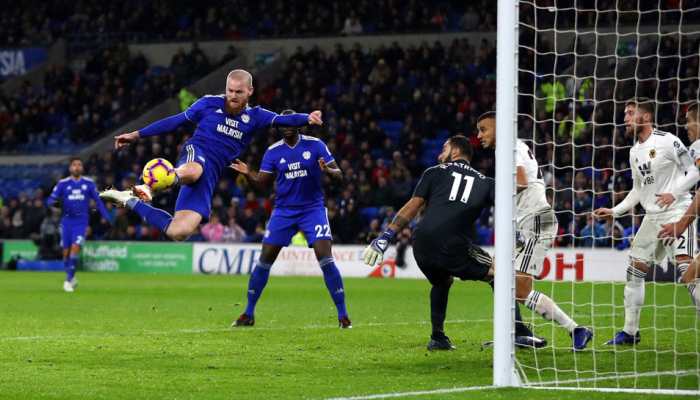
[64, 255, 78, 282]
[243, 257, 348, 320]
[320, 257, 348, 319]
[245, 261, 272, 317]
[127, 199, 173, 232]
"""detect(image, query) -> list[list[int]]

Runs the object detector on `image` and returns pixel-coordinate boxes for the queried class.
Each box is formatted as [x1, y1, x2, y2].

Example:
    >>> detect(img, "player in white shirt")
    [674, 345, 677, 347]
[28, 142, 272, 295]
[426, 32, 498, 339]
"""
[477, 112, 593, 351]
[594, 99, 699, 345]
[658, 102, 700, 315]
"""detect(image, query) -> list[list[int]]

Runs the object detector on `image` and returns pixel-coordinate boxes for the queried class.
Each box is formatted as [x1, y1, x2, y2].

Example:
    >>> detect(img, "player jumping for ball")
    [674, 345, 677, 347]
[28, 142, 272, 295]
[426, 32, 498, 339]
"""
[230, 110, 350, 328]
[99, 70, 323, 241]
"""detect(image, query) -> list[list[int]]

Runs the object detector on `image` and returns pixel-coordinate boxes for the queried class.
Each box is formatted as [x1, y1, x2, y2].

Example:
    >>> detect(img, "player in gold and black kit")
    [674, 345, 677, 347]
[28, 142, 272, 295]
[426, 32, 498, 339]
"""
[363, 135, 543, 350]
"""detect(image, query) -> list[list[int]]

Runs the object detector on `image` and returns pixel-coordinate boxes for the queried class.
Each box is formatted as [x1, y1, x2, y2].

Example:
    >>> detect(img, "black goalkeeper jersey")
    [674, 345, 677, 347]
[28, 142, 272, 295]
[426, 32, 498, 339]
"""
[412, 160, 495, 256]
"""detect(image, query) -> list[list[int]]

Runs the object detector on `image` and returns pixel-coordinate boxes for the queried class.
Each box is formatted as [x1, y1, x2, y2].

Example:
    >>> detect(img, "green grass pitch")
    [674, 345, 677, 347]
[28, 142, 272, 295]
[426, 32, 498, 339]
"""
[0, 271, 697, 399]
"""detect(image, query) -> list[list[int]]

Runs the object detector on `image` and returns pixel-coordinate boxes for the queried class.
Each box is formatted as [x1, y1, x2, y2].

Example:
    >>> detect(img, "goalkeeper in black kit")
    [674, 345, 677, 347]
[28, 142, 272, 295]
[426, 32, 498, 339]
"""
[362, 135, 545, 350]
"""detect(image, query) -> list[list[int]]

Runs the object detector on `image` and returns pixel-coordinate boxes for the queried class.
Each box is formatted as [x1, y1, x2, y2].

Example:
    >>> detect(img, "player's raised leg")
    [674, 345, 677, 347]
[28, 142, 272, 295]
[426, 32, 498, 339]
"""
[515, 212, 592, 350]
[233, 244, 282, 327]
[312, 239, 351, 328]
[101, 157, 205, 241]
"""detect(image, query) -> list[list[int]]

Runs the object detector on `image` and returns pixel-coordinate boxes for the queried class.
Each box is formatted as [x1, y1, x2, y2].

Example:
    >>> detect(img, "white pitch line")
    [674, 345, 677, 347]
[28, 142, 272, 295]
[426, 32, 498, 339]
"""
[529, 369, 700, 386]
[0, 319, 481, 342]
[326, 381, 700, 400]
[324, 385, 496, 400]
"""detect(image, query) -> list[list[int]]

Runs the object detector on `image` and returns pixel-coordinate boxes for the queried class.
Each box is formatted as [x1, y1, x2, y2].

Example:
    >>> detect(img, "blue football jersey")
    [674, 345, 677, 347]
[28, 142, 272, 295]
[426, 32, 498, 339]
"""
[260, 135, 335, 209]
[47, 177, 110, 222]
[183, 95, 295, 168]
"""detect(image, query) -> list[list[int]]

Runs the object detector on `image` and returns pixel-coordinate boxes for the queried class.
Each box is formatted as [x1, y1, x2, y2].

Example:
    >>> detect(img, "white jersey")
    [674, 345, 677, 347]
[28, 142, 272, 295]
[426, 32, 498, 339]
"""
[689, 139, 700, 167]
[624, 130, 694, 215]
[515, 139, 551, 220]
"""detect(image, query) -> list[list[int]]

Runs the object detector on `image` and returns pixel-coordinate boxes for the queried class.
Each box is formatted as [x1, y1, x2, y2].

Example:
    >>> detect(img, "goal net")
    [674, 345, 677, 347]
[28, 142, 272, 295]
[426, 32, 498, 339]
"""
[508, 0, 700, 395]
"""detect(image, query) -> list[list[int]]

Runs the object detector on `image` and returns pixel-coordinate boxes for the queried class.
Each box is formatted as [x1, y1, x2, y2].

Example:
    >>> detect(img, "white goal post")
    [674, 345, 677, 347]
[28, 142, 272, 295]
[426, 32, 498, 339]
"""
[493, 0, 519, 388]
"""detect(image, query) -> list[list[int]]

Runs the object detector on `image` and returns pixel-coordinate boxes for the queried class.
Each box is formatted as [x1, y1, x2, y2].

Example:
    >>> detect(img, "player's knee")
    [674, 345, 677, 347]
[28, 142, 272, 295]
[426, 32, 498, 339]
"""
[433, 276, 453, 288]
[680, 264, 697, 284]
[630, 258, 649, 273]
[177, 163, 203, 185]
[166, 224, 193, 242]
[515, 275, 533, 301]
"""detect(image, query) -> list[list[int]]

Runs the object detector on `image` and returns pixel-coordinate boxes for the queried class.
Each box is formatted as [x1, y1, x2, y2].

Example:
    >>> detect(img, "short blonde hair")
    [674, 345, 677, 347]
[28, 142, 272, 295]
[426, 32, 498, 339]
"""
[227, 69, 253, 88]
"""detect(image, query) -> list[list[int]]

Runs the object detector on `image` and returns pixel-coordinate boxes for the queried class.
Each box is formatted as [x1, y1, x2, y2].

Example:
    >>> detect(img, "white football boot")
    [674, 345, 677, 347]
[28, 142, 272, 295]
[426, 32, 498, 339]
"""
[63, 281, 74, 293]
[99, 188, 138, 207]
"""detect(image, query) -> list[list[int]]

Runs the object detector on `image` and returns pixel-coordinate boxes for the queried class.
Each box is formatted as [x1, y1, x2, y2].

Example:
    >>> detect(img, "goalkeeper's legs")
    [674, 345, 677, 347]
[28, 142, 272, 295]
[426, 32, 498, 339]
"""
[680, 257, 700, 313]
[517, 273, 577, 332]
[427, 276, 455, 350]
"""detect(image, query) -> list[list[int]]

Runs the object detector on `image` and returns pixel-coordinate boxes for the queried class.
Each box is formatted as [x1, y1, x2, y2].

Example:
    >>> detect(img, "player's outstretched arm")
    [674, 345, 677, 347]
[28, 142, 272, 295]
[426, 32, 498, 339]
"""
[318, 159, 343, 181]
[90, 185, 113, 225]
[230, 159, 273, 192]
[362, 196, 426, 267]
[265, 110, 323, 129]
[659, 192, 700, 239]
[114, 113, 189, 150]
[657, 143, 700, 207]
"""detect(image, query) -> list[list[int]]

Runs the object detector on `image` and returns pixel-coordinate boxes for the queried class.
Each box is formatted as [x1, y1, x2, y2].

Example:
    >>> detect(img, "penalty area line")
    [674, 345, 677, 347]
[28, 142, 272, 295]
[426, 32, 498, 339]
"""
[0, 318, 481, 342]
[324, 385, 496, 400]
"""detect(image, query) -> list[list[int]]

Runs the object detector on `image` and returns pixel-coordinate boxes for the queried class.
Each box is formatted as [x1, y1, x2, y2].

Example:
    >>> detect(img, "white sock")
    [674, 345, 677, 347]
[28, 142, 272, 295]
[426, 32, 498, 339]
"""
[689, 279, 700, 313]
[623, 266, 646, 336]
[677, 262, 690, 284]
[525, 290, 577, 333]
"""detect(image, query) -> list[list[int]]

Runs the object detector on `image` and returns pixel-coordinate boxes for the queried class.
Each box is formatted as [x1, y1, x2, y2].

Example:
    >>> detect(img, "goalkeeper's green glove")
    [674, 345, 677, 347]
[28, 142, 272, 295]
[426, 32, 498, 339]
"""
[362, 228, 396, 267]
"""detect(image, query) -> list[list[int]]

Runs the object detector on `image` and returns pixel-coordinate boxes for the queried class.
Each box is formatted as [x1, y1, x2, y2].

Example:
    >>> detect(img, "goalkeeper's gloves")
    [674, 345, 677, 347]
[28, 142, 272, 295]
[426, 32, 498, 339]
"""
[362, 228, 396, 267]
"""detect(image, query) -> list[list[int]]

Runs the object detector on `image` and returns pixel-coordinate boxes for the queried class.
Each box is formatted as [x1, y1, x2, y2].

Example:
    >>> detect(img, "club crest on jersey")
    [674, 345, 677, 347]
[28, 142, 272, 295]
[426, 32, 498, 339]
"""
[649, 149, 656, 159]
[81, 184, 87, 190]
[241, 114, 250, 123]
[303, 151, 311, 160]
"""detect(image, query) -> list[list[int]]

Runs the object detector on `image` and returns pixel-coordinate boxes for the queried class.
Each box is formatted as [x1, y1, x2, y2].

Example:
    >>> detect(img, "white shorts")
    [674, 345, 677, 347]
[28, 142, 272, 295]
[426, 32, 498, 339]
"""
[515, 208, 558, 276]
[630, 209, 696, 265]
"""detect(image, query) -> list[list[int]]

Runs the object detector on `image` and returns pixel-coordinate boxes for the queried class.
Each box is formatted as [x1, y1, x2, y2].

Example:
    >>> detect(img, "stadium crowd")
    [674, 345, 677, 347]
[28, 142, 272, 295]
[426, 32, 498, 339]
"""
[1, 4, 700, 252]
[1, 0, 492, 47]
[0, 43, 234, 153]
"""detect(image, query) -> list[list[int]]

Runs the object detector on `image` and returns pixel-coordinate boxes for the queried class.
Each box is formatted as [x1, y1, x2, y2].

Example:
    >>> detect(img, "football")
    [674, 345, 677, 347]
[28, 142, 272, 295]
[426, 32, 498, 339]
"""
[141, 158, 176, 191]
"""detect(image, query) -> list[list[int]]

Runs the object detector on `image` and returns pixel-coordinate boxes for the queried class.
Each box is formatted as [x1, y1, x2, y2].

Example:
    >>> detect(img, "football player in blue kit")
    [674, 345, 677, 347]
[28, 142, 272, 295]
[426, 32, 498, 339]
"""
[99, 70, 323, 242]
[230, 110, 351, 328]
[47, 157, 112, 292]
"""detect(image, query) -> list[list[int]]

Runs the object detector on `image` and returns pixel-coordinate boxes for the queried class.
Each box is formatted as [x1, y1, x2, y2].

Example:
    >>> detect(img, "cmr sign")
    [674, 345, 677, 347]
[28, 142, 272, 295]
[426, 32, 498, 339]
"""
[194, 244, 261, 275]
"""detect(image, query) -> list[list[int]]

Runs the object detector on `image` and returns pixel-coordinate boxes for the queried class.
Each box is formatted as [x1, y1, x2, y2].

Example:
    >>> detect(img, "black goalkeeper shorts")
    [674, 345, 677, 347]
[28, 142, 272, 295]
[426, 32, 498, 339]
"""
[412, 241, 493, 286]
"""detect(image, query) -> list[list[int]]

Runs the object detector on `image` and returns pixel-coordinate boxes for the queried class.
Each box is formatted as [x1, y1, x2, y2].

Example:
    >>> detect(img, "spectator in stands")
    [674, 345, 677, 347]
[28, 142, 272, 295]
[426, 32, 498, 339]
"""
[341, 13, 363, 35]
[37, 208, 62, 260]
[201, 214, 225, 242]
[222, 216, 246, 243]
[579, 213, 609, 248]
